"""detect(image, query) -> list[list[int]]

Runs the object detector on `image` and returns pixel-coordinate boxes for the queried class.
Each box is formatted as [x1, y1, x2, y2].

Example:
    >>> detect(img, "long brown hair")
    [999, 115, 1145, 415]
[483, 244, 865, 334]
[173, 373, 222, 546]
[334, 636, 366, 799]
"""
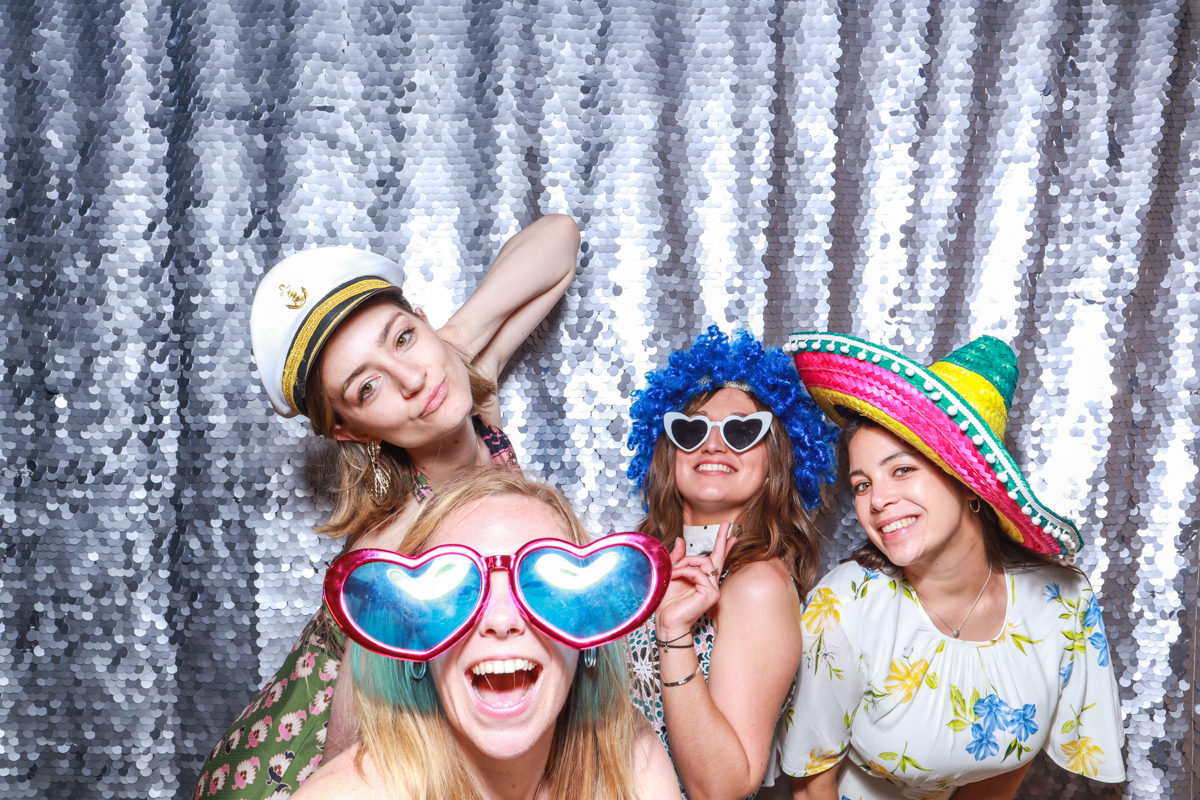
[304, 291, 497, 544]
[636, 388, 823, 596]
[838, 414, 1078, 575]
[353, 467, 643, 800]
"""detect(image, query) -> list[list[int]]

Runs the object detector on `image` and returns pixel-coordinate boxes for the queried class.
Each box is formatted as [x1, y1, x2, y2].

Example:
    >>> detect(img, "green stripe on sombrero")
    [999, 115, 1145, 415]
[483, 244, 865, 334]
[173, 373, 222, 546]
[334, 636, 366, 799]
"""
[939, 335, 1018, 409]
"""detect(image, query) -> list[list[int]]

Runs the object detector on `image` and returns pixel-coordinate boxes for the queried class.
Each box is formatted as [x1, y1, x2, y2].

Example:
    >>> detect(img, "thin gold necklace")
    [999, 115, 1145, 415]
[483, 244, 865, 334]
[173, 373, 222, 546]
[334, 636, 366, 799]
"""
[911, 564, 993, 638]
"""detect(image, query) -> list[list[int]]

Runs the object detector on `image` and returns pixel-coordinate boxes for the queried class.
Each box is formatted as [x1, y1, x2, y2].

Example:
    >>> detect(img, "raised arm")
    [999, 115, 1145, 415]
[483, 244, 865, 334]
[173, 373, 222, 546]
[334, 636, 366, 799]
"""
[438, 214, 578, 381]
[657, 548, 804, 800]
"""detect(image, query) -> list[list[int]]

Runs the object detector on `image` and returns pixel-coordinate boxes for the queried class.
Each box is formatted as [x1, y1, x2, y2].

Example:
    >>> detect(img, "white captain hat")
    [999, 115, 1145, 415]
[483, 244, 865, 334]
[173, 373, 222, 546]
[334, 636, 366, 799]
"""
[250, 246, 406, 418]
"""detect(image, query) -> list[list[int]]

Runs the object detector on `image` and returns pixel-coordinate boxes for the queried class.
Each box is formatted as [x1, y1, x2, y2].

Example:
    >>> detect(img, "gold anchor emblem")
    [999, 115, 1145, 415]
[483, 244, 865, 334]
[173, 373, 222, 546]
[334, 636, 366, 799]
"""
[280, 284, 308, 309]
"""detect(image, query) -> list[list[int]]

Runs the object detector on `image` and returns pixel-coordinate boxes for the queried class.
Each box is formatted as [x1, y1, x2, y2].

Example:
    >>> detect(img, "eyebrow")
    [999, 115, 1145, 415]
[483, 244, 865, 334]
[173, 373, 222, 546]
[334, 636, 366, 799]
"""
[847, 449, 918, 478]
[338, 310, 406, 402]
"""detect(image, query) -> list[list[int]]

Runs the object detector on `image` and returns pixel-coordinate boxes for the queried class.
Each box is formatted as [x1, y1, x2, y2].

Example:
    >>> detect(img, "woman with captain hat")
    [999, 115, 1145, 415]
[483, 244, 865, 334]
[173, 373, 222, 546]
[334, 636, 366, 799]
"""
[781, 333, 1125, 800]
[193, 215, 579, 800]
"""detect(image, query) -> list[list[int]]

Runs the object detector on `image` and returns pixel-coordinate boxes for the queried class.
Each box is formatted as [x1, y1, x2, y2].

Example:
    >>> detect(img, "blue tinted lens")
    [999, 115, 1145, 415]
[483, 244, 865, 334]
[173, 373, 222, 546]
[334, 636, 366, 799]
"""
[517, 545, 653, 642]
[342, 555, 482, 653]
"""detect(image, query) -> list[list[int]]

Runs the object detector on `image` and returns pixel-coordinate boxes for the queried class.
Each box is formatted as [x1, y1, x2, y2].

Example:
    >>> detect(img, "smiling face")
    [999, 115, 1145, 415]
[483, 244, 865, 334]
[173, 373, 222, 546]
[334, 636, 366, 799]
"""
[318, 298, 474, 450]
[846, 424, 982, 571]
[672, 387, 770, 526]
[426, 495, 579, 763]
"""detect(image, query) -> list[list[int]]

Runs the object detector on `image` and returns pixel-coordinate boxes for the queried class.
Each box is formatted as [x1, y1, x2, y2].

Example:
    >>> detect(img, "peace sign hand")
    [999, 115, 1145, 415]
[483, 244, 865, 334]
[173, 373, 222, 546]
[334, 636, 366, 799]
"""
[654, 522, 737, 643]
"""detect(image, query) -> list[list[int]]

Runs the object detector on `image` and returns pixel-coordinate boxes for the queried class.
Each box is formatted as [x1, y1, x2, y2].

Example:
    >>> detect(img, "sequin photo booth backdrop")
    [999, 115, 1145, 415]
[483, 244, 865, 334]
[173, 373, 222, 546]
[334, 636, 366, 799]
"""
[1, 0, 1197, 797]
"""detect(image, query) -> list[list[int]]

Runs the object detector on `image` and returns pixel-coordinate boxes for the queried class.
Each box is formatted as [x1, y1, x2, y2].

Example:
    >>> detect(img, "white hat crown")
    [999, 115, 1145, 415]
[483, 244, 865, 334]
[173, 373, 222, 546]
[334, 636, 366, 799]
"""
[250, 246, 405, 417]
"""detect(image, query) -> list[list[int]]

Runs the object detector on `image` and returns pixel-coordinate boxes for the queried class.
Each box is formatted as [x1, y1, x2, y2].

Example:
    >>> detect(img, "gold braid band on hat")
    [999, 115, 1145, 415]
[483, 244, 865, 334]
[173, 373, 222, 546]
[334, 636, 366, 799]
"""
[282, 278, 393, 415]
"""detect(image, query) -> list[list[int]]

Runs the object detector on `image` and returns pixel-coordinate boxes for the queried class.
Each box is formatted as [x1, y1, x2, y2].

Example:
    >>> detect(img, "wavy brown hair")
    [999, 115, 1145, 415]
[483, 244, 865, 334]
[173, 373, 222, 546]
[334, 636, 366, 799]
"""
[838, 414, 1078, 575]
[353, 467, 643, 800]
[636, 388, 823, 596]
[304, 291, 497, 545]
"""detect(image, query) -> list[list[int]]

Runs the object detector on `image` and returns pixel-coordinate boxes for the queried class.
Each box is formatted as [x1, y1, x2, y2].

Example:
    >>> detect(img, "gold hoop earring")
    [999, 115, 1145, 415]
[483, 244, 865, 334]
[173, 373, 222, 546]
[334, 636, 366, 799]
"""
[366, 439, 391, 501]
[969, 498, 981, 513]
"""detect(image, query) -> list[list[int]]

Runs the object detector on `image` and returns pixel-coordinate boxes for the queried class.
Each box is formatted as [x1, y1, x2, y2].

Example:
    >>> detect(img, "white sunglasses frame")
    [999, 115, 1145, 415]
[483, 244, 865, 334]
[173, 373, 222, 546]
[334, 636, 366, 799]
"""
[662, 411, 775, 453]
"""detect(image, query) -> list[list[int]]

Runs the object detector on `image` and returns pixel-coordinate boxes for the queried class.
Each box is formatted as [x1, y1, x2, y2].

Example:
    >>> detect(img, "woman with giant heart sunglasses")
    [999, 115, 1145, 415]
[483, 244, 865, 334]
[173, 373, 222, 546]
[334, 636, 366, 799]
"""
[296, 468, 682, 800]
[194, 216, 579, 800]
[624, 327, 839, 800]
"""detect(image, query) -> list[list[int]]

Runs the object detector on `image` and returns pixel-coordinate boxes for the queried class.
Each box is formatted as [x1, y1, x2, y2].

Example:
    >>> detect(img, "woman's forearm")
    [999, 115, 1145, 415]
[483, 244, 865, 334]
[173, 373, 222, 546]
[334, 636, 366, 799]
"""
[657, 645, 760, 800]
[947, 764, 1031, 800]
[790, 766, 840, 800]
[442, 214, 578, 365]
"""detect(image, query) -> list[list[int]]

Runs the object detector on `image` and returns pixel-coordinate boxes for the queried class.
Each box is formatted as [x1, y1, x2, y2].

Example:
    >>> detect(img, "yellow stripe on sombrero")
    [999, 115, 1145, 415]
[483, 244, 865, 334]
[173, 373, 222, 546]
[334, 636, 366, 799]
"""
[810, 386, 1027, 546]
[928, 361, 1008, 439]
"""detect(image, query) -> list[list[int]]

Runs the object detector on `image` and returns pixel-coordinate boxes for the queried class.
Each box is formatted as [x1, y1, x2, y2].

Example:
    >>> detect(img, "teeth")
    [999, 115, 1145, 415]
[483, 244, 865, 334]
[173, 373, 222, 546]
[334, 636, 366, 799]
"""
[880, 517, 917, 534]
[471, 659, 538, 676]
[696, 463, 734, 474]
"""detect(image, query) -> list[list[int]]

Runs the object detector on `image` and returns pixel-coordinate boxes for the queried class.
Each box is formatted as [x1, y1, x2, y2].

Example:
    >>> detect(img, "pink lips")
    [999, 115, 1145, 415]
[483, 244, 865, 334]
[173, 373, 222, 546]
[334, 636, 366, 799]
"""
[422, 379, 448, 416]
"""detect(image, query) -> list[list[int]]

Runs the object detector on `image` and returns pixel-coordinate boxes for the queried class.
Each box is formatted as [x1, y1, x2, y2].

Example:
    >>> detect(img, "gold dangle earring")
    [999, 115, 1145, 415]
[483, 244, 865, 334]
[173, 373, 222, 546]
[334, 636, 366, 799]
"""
[366, 439, 391, 501]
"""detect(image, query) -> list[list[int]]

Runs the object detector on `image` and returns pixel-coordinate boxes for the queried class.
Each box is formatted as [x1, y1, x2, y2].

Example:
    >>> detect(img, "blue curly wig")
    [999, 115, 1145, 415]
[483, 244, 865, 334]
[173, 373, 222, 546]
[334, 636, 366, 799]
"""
[627, 326, 838, 510]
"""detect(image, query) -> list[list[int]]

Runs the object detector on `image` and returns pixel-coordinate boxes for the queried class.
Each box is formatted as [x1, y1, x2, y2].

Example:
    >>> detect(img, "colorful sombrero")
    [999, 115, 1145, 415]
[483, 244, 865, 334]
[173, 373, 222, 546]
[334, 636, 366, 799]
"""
[785, 332, 1081, 556]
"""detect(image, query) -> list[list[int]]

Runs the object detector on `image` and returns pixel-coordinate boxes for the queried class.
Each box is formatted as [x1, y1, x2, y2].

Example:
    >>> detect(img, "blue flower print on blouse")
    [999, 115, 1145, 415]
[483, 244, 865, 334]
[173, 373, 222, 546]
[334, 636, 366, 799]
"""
[974, 694, 1012, 733]
[1047, 582, 1111, 668]
[958, 694, 1039, 762]
[1085, 595, 1111, 667]
[1009, 704, 1039, 742]
[966, 722, 1000, 760]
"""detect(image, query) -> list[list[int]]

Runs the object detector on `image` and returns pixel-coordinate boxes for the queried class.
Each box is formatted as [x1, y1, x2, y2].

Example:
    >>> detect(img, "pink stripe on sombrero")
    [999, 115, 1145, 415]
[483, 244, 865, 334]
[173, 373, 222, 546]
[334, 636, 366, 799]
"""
[795, 353, 1059, 555]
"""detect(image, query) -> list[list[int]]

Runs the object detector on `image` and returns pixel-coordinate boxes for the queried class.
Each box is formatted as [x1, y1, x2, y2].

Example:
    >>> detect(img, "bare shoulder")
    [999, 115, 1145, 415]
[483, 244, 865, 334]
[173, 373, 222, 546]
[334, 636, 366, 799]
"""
[346, 501, 421, 553]
[292, 745, 392, 800]
[720, 559, 799, 612]
[632, 718, 683, 800]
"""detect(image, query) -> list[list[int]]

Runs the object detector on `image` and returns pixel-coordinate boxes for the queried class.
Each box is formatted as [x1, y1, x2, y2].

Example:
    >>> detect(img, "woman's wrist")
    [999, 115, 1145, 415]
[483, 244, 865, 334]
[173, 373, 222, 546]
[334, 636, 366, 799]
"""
[654, 615, 696, 645]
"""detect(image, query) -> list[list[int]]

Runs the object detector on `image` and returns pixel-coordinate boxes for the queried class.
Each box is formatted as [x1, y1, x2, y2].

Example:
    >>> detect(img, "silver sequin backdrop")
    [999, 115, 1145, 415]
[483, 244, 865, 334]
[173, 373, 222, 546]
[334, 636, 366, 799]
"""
[1, 0, 1197, 798]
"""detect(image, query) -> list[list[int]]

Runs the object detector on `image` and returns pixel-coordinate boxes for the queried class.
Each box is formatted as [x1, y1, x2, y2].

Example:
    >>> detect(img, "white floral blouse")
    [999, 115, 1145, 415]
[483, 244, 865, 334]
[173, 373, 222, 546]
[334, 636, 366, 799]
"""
[779, 562, 1125, 799]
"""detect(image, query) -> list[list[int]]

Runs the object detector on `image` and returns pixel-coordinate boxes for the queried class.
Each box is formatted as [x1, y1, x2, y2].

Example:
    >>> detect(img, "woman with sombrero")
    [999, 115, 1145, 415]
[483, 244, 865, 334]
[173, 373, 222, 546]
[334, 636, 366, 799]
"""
[193, 215, 579, 800]
[781, 333, 1124, 800]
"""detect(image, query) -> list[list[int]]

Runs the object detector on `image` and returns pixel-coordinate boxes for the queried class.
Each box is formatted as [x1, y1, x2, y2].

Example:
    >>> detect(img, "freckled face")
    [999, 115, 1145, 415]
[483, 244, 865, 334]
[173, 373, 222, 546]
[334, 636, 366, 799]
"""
[319, 299, 473, 449]
[427, 496, 578, 762]
[846, 425, 977, 570]
[672, 388, 769, 526]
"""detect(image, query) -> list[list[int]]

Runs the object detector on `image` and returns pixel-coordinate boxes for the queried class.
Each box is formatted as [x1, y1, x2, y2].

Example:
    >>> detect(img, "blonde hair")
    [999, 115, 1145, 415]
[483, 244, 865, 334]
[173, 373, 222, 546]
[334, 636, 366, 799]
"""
[352, 467, 644, 800]
[304, 292, 497, 544]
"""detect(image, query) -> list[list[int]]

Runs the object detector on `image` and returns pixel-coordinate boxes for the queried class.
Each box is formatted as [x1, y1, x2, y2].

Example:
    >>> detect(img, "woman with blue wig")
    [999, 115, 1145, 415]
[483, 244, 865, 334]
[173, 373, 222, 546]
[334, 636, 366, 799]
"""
[625, 326, 839, 799]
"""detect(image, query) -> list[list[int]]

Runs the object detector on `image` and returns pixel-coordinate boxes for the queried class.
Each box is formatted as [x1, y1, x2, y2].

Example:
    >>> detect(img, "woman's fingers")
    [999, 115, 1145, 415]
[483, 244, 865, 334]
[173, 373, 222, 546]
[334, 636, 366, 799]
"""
[671, 564, 722, 591]
[669, 537, 687, 563]
[671, 557, 720, 582]
[710, 522, 734, 574]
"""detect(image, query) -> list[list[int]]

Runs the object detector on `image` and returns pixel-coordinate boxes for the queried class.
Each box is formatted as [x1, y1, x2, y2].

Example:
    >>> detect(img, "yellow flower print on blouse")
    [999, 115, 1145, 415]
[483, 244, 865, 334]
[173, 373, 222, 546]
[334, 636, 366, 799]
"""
[805, 748, 843, 774]
[1060, 735, 1104, 777]
[884, 658, 930, 704]
[802, 588, 841, 634]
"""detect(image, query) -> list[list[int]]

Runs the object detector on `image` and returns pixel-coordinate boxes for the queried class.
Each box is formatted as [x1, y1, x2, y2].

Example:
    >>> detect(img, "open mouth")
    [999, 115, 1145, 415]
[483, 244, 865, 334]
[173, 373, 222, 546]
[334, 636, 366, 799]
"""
[469, 658, 542, 708]
[695, 463, 734, 474]
[879, 516, 918, 535]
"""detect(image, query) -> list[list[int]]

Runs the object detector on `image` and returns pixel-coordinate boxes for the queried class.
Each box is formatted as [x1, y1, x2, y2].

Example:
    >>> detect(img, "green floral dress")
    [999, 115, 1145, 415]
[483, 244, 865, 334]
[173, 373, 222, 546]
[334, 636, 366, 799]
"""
[193, 417, 516, 799]
[779, 562, 1125, 799]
